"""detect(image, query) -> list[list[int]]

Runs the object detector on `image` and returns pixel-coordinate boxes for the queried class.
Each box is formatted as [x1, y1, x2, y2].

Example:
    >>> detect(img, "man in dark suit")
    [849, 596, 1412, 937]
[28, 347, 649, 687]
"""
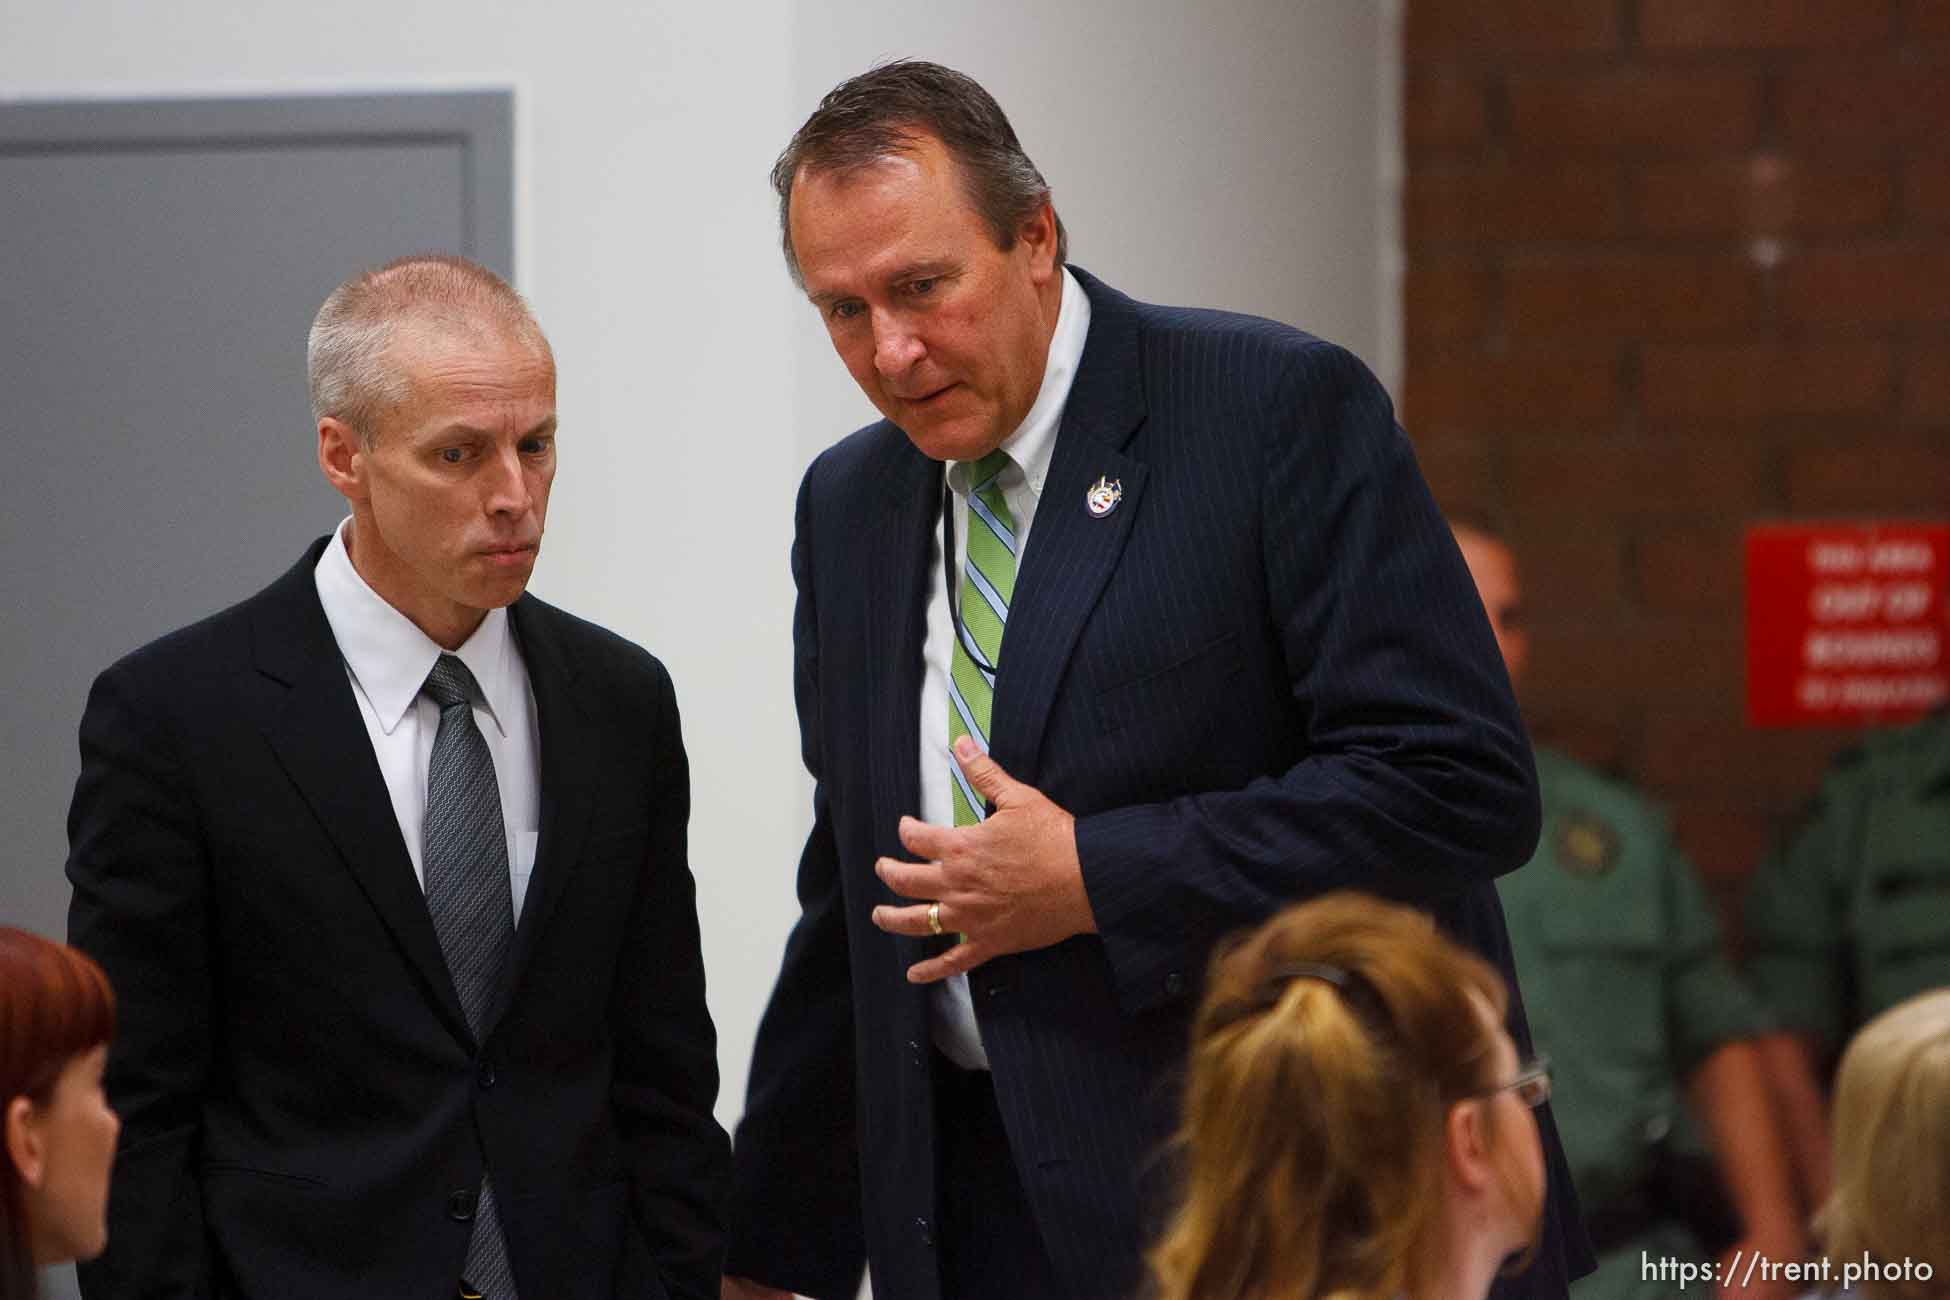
[725, 62, 1591, 1300]
[65, 255, 728, 1300]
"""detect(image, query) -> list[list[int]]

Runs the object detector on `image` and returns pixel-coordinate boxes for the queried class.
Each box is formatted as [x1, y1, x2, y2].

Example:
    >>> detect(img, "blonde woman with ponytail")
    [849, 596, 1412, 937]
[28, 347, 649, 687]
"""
[1150, 892, 1548, 1300]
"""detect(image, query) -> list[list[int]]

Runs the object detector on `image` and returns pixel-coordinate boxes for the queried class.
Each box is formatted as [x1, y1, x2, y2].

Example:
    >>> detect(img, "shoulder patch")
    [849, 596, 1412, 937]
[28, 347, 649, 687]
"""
[1554, 809, 1620, 878]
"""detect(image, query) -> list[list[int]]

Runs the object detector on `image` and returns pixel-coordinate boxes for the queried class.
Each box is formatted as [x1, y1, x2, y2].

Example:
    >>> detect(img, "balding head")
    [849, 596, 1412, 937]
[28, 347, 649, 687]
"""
[307, 254, 552, 446]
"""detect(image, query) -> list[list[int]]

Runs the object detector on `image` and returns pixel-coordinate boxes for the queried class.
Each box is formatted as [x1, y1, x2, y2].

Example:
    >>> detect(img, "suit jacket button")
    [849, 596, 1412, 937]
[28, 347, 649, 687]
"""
[478, 1062, 498, 1089]
[448, 1189, 477, 1221]
[1164, 971, 1187, 997]
[915, 1216, 934, 1247]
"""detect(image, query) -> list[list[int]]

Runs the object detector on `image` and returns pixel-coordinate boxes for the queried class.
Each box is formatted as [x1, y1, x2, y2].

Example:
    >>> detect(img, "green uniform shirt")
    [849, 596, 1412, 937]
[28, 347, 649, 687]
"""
[1500, 749, 1772, 1300]
[1745, 711, 1950, 1056]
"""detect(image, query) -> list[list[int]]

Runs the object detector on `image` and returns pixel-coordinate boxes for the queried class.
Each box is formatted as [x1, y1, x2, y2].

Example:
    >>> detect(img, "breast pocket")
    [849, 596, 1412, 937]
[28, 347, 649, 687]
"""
[1085, 632, 1246, 803]
[1094, 631, 1243, 737]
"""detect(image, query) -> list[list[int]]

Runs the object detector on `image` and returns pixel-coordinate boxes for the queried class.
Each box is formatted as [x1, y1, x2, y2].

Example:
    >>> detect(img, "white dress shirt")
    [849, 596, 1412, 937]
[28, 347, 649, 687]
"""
[314, 518, 542, 922]
[920, 267, 1093, 1069]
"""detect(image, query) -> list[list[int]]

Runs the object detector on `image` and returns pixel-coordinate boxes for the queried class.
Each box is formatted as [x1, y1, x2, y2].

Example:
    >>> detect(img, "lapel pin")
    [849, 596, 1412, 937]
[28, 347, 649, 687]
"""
[1085, 476, 1123, 518]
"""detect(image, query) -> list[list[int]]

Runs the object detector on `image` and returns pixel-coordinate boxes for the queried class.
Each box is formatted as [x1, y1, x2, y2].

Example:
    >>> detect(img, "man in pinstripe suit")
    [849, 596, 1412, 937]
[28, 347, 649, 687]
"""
[725, 61, 1591, 1300]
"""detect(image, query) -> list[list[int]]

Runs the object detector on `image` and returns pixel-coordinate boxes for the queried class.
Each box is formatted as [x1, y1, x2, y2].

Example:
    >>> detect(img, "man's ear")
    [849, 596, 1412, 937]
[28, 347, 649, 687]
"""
[1017, 201, 1060, 283]
[6, 1094, 45, 1189]
[318, 417, 367, 504]
[1445, 1098, 1494, 1194]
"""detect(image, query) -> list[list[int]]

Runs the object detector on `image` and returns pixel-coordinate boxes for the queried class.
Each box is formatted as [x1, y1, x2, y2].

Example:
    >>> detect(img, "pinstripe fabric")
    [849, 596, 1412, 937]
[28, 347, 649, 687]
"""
[728, 268, 1590, 1300]
[421, 655, 517, 1300]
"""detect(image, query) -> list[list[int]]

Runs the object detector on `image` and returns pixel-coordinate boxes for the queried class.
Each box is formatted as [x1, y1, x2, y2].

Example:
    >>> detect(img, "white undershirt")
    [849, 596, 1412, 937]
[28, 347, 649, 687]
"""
[313, 517, 542, 922]
[920, 268, 1092, 1069]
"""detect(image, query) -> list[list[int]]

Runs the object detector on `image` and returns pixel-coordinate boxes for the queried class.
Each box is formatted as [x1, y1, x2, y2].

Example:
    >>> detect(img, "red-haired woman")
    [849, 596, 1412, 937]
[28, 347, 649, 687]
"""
[1, 927, 118, 1300]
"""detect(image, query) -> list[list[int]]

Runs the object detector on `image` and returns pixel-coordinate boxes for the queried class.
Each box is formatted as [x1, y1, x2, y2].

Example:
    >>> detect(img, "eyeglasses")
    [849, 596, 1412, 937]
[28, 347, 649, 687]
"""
[1476, 1056, 1551, 1110]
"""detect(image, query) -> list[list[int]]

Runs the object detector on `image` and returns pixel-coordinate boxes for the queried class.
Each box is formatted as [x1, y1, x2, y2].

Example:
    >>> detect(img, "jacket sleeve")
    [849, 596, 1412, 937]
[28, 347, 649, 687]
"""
[67, 661, 216, 1300]
[722, 462, 867, 1300]
[1076, 341, 1541, 1016]
[611, 657, 734, 1300]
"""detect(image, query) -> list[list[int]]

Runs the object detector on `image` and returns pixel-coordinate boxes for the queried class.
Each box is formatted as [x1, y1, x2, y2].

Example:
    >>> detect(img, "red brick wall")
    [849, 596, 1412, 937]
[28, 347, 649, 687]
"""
[1399, 0, 1950, 927]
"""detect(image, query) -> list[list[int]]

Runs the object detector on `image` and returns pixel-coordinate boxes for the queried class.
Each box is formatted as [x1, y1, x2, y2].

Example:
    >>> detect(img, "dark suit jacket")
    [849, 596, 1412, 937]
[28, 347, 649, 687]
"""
[726, 269, 1592, 1300]
[66, 540, 730, 1300]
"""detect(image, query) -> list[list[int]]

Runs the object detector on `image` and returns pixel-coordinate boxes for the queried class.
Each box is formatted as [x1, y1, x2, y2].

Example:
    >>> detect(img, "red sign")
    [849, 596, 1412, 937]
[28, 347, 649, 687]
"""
[1747, 523, 1950, 727]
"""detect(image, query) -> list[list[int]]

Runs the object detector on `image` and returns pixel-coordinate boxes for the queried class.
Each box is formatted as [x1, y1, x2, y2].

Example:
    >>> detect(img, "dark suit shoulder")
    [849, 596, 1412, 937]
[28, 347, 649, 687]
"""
[1075, 264, 1328, 361]
[800, 417, 910, 506]
[1124, 309, 1393, 476]
[511, 593, 676, 714]
[1134, 297, 1327, 355]
[515, 592, 661, 667]
[93, 547, 319, 695]
[103, 596, 254, 682]
[1120, 288, 1384, 419]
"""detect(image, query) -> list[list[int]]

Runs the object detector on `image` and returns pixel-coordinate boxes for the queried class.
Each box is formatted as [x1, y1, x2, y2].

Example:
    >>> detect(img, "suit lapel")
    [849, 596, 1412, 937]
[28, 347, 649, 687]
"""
[863, 438, 944, 969]
[494, 596, 598, 1028]
[253, 542, 472, 1043]
[989, 269, 1149, 781]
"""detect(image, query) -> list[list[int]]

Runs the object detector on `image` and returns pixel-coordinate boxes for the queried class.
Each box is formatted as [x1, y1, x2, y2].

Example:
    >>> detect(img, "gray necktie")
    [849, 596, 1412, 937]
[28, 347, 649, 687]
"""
[421, 654, 519, 1300]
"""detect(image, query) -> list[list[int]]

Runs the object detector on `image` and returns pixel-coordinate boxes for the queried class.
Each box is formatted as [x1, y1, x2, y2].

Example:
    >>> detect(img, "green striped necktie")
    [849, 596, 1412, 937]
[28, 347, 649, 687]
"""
[948, 449, 1016, 826]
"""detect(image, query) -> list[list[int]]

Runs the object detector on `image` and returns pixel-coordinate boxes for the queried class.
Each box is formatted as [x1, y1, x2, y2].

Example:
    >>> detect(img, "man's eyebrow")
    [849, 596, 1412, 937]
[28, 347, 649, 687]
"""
[807, 260, 959, 309]
[423, 415, 558, 441]
[890, 258, 957, 283]
[422, 422, 492, 441]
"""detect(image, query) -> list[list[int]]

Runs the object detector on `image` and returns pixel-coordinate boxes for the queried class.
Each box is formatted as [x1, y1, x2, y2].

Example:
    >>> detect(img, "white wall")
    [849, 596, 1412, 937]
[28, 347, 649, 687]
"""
[1, 0, 1393, 1187]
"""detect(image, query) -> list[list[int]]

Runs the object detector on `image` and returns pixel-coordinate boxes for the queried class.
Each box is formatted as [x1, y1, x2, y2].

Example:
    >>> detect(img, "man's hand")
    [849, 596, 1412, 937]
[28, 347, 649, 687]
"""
[871, 736, 1097, 983]
[721, 1276, 794, 1300]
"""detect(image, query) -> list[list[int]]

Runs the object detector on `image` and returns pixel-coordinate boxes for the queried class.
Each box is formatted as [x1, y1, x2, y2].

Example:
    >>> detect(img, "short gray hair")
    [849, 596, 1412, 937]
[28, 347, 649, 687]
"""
[306, 254, 549, 444]
[772, 59, 1067, 287]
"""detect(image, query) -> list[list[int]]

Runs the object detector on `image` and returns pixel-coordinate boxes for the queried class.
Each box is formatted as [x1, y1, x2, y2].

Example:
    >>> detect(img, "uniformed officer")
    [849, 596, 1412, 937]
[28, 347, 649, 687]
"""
[1745, 707, 1950, 1214]
[1452, 516, 1806, 1300]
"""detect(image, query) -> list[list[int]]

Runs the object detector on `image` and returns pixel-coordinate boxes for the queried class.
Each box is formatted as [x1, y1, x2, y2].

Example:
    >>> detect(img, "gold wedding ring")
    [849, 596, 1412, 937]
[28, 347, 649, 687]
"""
[927, 901, 944, 936]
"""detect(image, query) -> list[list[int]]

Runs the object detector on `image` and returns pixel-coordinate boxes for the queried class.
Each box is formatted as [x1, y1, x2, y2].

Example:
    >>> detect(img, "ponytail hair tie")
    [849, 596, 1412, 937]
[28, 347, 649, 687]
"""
[1257, 960, 1392, 1033]
[1269, 961, 1351, 990]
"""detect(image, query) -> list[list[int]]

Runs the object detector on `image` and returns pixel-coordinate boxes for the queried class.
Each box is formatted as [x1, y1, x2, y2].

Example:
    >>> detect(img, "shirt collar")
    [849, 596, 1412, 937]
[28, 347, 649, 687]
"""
[945, 266, 1091, 500]
[312, 518, 518, 737]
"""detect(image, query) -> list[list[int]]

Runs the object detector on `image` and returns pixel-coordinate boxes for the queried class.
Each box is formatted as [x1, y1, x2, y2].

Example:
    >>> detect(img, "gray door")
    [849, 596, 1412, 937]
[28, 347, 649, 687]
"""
[0, 92, 510, 943]
[2, 90, 511, 1300]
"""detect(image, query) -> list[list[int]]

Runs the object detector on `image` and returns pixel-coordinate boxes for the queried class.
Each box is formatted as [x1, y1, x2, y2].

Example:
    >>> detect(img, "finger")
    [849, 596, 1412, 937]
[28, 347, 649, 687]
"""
[952, 735, 1017, 807]
[875, 856, 948, 901]
[905, 938, 986, 985]
[870, 902, 946, 937]
[897, 814, 958, 861]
